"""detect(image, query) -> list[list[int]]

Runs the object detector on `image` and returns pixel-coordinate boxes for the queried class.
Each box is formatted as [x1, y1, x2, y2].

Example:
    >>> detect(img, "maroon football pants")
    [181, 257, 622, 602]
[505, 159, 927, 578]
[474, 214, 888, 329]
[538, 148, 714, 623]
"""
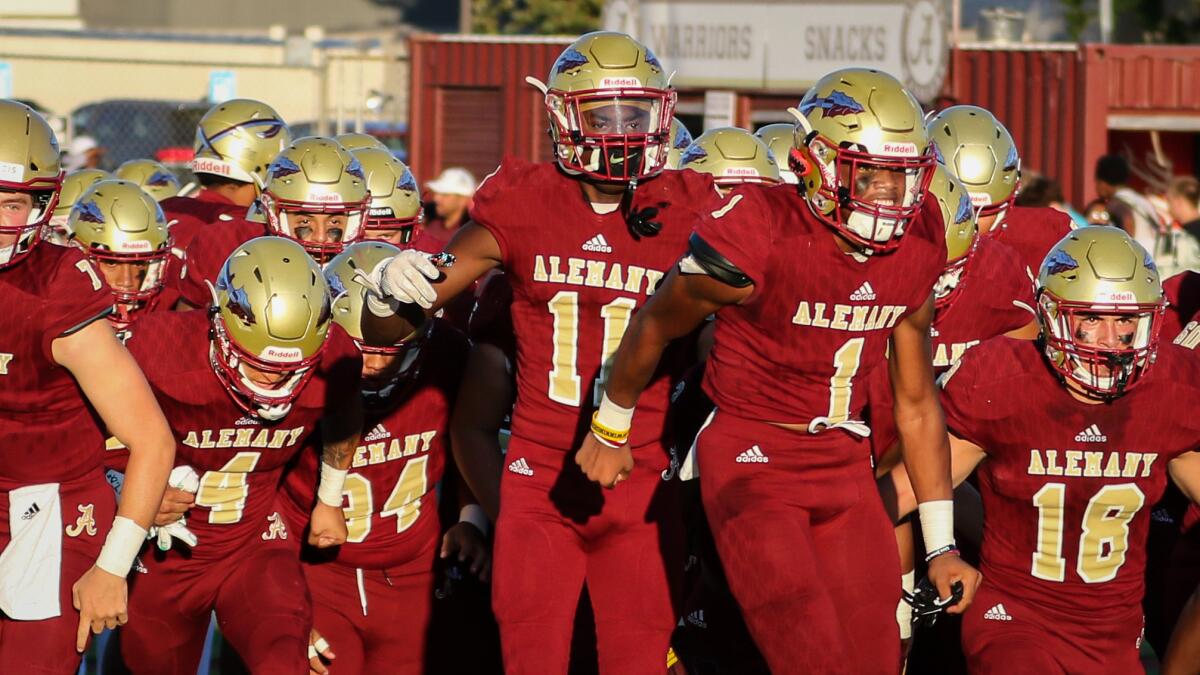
[0, 473, 115, 674]
[962, 582, 1142, 675]
[302, 545, 436, 675]
[492, 436, 684, 675]
[122, 516, 311, 675]
[695, 411, 901, 675]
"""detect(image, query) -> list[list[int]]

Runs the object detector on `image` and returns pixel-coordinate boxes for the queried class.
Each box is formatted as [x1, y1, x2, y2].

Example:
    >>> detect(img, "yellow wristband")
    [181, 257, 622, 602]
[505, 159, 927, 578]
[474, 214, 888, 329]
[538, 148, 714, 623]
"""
[590, 412, 630, 444]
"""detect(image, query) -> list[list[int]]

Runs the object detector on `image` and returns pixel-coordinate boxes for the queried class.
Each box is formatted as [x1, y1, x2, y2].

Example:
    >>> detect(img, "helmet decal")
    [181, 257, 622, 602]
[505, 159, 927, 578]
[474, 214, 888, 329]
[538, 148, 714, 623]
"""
[397, 169, 418, 192]
[1144, 249, 1157, 272]
[147, 170, 175, 187]
[931, 142, 945, 164]
[75, 199, 106, 224]
[269, 155, 303, 180]
[800, 90, 866, 118]
[1004, 144, 1020, 171]
[645, 49, 664, 72]
[955, 191, 973, 225]
[326, 269, 348, 299]
[553, 47, 590, 76]
[680, 144, 708, 165]
[346, 157, 365, 180]
[673, 125, 693, 149]
[1044, 249, 1080, 276]
[249, 119, 287, 140]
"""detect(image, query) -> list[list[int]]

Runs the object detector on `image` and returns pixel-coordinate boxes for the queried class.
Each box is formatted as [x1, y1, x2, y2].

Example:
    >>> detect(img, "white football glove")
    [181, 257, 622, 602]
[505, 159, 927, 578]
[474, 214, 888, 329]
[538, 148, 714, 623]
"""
[369, 250, 441, 311]
[148, 465, 201, 551]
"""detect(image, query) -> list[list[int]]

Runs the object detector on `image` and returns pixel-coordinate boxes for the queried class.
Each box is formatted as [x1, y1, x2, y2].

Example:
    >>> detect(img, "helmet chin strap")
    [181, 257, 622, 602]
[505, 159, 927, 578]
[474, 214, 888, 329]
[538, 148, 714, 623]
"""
[621, 178, 663, 240]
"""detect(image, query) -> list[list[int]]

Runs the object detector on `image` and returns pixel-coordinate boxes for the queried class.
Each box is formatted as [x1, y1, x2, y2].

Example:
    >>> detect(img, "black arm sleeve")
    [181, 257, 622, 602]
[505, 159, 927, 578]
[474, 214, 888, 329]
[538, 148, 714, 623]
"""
[685, 232, 753, 288]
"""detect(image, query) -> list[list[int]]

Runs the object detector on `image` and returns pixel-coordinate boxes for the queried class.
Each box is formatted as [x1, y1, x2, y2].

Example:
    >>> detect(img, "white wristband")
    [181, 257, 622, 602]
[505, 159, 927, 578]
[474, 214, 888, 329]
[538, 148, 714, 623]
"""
[95, 516, 147, 577]
[918, 500, 956, 554]
[596, 393, 635, 433]
[317, 462, 349, 507]
[897, 570, 916, 640]
[459, 504, 489, 537]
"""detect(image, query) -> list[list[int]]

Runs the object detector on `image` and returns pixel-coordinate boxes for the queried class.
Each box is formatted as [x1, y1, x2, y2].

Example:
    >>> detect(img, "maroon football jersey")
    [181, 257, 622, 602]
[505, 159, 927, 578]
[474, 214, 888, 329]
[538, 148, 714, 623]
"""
[990, 205, 1073, 277]
[280, 321, 466, 570]
[0, 244, 112, 483]
[169, 218, 265, 308]
[941, 337, 1200, 617]
[124, 310, 361, 559]
[867, 236, 1035, 456]
[161, 190, 249, 254]
[468, 271, 516, 363]
[695, 184, 945, 426]
[1162, 270, 1200, 343]
[470, 157, 718, 450]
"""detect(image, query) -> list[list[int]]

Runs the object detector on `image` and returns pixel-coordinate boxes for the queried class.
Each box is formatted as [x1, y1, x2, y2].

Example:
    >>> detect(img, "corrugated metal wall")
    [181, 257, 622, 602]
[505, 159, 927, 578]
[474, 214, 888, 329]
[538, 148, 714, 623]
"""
[409, 35, 571, 183]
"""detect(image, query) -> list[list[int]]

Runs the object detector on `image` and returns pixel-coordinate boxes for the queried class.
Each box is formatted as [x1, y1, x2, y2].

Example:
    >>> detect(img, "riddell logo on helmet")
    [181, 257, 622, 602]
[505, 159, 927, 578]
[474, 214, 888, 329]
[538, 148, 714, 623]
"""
[599, 77, 641, 88]
[723, 167, 759, 177]
[969, 192, 991, 207]
[879, 143, 918, 157]
[260, 346, 303, 362]
[306, 192, 342, 204]
[1100, 291, 1137, 303]
[190, 159, 230, 175]
[117, 240, 154, 253]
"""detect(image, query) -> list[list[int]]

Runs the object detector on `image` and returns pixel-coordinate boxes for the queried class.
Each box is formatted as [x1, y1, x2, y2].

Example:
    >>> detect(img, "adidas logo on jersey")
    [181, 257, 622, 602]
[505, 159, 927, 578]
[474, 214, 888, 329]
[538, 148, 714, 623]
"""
[686, 609, 707, 629]
[507, 458, 534, 476]
[984, 603, 1013, 621]
[581, 234, 613, 254]
[1074, 424, 1107, 443]
[362, 423, 391, 442]
[849, 281, 877, 301]
[735, 445, 769, 464]
[21, 503, 40, 520]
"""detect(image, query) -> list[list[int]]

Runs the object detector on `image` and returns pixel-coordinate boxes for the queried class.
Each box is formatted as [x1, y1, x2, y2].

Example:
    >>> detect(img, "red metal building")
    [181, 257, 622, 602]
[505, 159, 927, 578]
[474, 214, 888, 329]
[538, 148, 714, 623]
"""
[408, 35, 1200, 208]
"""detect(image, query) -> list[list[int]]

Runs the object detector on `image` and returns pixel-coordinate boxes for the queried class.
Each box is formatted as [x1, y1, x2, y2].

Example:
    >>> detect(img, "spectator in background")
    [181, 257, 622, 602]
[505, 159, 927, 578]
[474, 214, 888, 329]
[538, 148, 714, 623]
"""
[61, 134, 104, 172]
[1167, 176, 1200, 272]
[1016, 172, 1088, 228]
[1083, 198, 1113, 226]
[1095, 154, 1170, 261]
[414, 167, 476, 251]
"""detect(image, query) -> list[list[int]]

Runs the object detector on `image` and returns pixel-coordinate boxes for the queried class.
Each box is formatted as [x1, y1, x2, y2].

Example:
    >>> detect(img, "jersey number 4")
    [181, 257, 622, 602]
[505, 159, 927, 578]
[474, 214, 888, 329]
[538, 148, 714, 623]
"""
[1031, 482, 1145, 583]
[547, 291, 636, 407]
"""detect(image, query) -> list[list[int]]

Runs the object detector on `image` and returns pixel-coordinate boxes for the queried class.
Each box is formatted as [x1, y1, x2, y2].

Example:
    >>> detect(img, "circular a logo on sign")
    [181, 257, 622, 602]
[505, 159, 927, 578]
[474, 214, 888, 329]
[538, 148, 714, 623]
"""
[901, 0, 950, 102]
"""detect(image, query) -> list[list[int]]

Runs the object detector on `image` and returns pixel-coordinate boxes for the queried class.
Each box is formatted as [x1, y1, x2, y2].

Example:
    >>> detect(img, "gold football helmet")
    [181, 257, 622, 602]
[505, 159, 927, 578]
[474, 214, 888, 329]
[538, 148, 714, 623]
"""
[534, 31, 675, 182]
[69, 179, 172, 330]
[1036, 226, 1164, 399]
[335, 132, 386, 151]
[681, 127, 780, 193]
[926, 106, 1020, 232]
[211, 236, 332, 420]
[259, 137, 370, 262]
[47, 168, 111, 245]
[789, 69, 934, 253]
[754, 123, 800, 184]
[191, 99, 292, 189]
[0, 100, 63, 267]
[115, 159, 182, 202]
[926, 165, 979, 310]
[664, 118, 694, 170]
[352, 147, 422, 245]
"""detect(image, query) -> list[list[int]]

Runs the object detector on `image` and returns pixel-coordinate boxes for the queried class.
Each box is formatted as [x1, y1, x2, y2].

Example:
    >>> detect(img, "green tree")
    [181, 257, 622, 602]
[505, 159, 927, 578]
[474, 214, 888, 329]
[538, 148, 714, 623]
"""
[472, 0, 603, 35]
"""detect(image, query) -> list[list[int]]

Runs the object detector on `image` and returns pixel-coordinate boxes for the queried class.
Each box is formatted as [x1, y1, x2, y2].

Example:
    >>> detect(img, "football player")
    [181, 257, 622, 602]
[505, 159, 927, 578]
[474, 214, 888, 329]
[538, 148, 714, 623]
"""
[928, 106, 1074, 276]
[680, 126, 781, 196]
[366, 31, 722, 673]
[353, 147, 423, 246]
[753, 123, 800, 184]
[885, 226, 1200, 674]
[276, 241, 488, 675]
[114, 159, 183, 202]
[335, 132, 387, 151]
[573, 68, 983, 672]
[44, 168, 111, 245]
[67, 180, 174, 336]
[118, 236, 363, 674]
[0, 100, 174, 671]
[175, 137, 370, 307]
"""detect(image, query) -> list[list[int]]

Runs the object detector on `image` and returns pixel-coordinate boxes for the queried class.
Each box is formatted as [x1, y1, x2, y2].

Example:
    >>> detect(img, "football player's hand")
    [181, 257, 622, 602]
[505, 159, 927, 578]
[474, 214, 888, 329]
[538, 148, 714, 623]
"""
[154, 486, 194, 526]
[308, 627, 335, 675]
[308, 502, 348, 548]
[149, 517, 199, 551]
[441, 522, 492, 582]
[373, 249, 440, 309]
[575, 434, 634, 489]
[926, 552, 982, 614]
[72, 565, 128, 652]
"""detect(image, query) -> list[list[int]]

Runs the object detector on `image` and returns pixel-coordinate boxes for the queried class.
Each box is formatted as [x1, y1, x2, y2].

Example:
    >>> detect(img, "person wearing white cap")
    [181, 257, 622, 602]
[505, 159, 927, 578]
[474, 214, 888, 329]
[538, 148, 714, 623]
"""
[61, 135, 104, 172]
[413, 167, 476, 251]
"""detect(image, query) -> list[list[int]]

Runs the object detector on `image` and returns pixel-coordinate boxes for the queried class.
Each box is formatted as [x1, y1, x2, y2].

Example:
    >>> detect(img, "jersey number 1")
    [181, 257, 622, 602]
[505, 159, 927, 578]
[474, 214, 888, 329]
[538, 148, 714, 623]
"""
[547, 291, 636, 407]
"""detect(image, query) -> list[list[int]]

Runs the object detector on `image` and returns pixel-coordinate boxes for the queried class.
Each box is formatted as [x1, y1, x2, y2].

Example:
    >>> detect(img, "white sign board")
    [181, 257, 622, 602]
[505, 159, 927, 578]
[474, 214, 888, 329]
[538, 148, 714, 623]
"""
[703, 90, 736, 130]
[0, 63, 11, 100]
[607, 0, 949, 100]
[207, 70, 237, 104]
